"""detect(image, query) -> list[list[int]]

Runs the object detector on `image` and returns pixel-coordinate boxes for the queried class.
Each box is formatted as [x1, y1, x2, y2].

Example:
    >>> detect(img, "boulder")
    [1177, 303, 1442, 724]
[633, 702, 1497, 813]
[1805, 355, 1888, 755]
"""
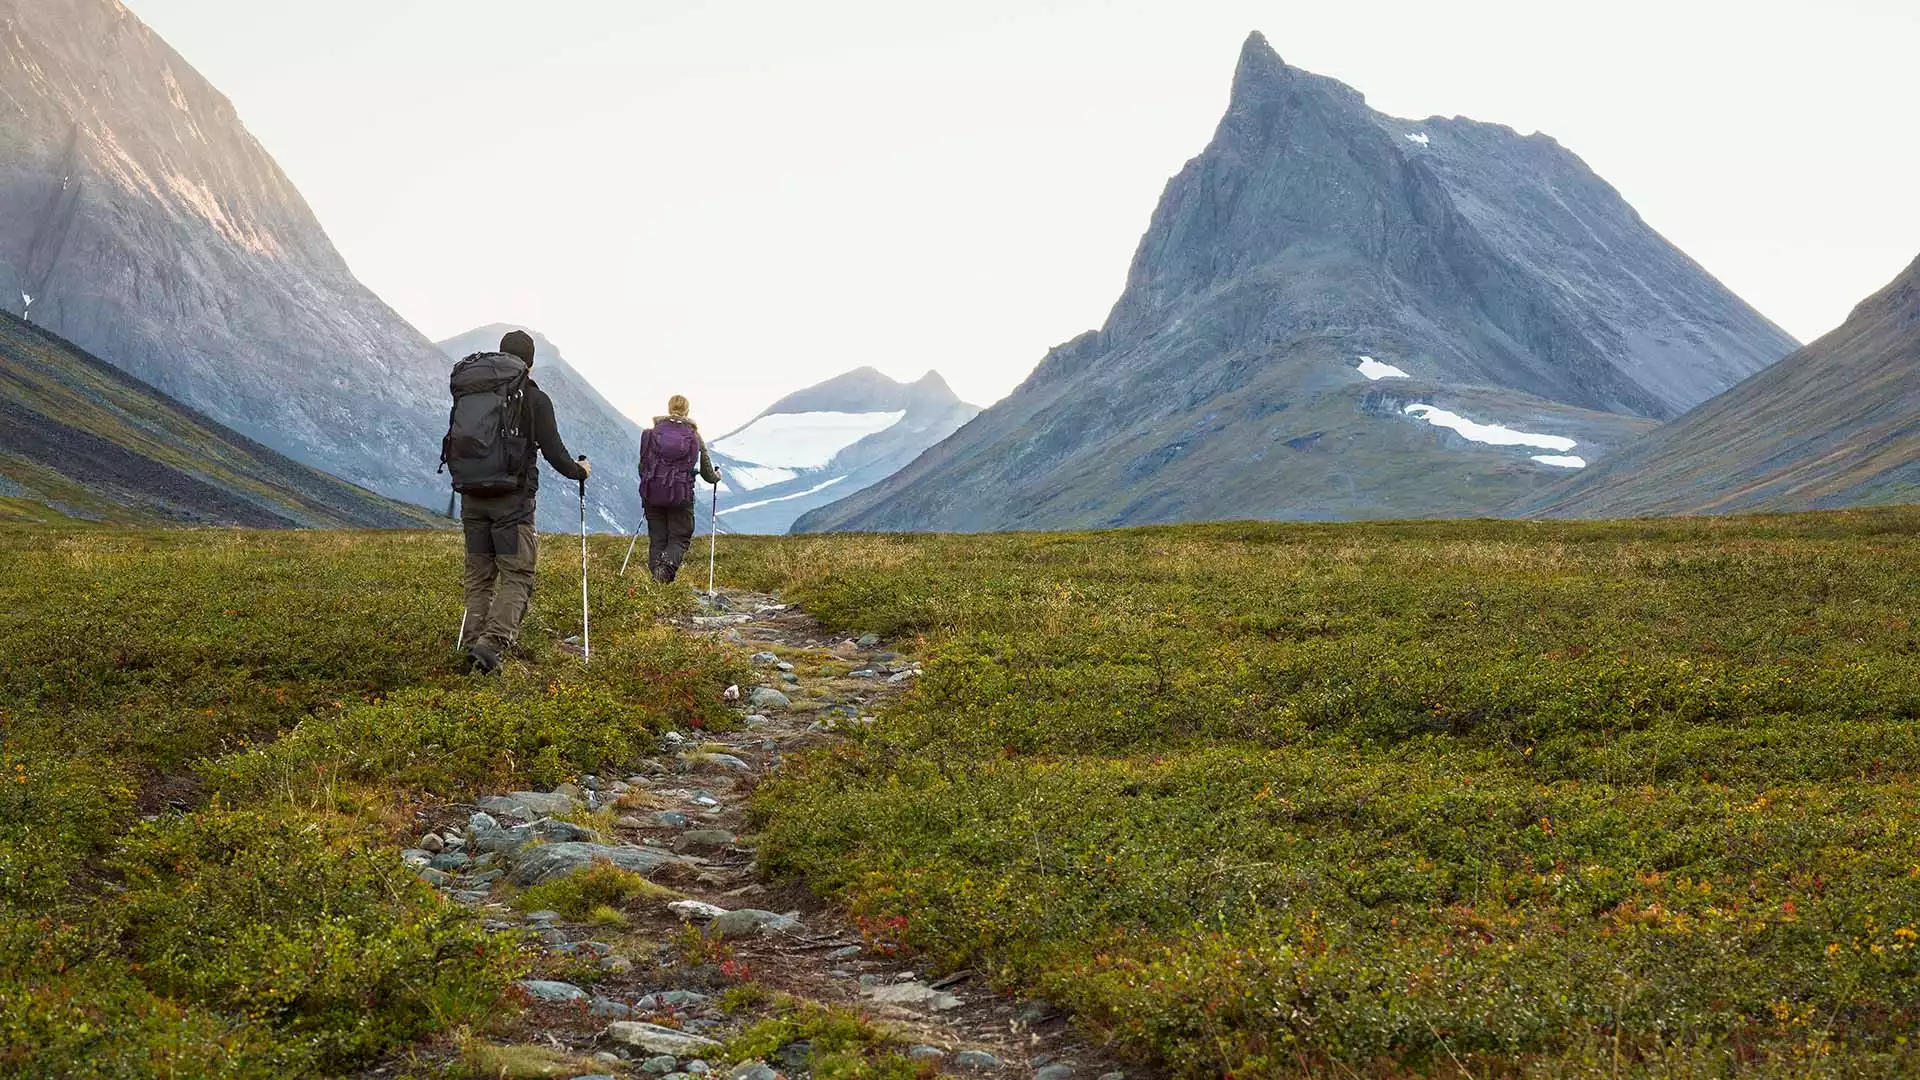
[604, 1021, 721, 1054]
[507, 843, 682, 887]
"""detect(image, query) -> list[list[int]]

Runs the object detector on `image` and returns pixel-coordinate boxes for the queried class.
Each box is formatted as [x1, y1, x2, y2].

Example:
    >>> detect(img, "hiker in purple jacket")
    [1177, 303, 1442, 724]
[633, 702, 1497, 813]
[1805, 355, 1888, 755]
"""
[638, 394, 720, 583]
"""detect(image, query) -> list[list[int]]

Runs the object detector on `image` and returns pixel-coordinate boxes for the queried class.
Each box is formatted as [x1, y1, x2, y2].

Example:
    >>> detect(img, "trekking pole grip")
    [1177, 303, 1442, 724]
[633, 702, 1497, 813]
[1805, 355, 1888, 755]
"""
[577, 455, 588, 496]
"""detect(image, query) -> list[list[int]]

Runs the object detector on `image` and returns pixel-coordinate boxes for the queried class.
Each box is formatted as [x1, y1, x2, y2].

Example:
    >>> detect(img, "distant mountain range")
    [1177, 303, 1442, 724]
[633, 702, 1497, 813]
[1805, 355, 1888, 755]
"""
[435, 326, 646, 533]
[1524, 252, 1920, 518]
[0, 310, 439, 528]
[708, 368, 978, 534]
[795, 33, 1798, 533]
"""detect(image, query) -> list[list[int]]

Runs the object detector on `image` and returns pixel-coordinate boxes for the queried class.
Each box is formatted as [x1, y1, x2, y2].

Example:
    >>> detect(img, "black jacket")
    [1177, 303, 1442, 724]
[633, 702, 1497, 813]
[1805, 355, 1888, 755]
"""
[523, 379, 588, 492]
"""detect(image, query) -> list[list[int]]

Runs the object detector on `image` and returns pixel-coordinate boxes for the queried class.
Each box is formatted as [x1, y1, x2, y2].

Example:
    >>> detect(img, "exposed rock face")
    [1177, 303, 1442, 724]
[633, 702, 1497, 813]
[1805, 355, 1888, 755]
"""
[794, 32, 1797, 533]
[703, 367, 979, 534]
[435, 326, 645, 533]
[0, 310, 442, 527]
[1, 0, 462, 510]
[1523, 253, 1920, 518]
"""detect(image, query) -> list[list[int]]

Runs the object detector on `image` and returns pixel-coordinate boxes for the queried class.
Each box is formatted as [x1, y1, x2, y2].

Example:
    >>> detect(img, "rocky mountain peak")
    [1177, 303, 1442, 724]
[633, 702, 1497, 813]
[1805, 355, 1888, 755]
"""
[794, 38, 1797, 534]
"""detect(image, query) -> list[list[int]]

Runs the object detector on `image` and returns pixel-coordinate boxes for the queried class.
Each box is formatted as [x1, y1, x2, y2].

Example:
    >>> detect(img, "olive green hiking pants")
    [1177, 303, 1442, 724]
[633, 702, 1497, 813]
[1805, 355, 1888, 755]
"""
[460, 492, 539, 654]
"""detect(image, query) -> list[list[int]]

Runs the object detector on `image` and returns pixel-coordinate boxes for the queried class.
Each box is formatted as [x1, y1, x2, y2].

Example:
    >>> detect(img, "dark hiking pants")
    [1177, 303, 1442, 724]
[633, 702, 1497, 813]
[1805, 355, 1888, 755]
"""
[644, 502, 696, 583]
[461, 491, 539, 652]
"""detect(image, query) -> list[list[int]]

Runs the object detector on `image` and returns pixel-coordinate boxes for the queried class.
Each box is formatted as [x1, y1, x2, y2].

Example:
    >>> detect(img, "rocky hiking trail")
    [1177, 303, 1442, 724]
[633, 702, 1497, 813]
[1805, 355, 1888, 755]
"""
[383, 588, 1138, 1080]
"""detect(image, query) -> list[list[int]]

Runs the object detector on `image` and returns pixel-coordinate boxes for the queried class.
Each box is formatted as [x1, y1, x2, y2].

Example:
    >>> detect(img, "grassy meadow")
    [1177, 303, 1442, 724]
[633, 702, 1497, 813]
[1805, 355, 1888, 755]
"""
[4, 508, 1919, 1078]
[0, 524, 741, 1077]
[719, 510, 1920, 1078]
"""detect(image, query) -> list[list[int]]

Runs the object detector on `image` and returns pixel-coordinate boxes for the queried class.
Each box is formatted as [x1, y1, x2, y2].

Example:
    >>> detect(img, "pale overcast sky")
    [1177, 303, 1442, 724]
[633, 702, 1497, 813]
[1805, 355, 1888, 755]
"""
[125, 0, 1920, 434]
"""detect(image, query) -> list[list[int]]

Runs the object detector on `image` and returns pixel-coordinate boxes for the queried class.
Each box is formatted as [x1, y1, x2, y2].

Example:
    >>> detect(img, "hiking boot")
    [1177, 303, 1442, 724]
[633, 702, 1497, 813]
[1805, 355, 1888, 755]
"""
[467, 640, 503, 675]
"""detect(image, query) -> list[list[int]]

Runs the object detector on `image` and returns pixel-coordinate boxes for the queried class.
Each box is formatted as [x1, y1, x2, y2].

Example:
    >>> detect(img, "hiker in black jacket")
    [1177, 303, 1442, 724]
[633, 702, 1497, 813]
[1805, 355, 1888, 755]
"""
[456, 330, 589, 674]
[638, 394, 719, 583]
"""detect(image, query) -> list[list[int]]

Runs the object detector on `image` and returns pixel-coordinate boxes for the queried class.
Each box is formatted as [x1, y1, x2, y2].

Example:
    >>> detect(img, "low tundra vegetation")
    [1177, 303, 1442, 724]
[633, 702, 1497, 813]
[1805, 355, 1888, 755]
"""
[727, 511, 1920, 1077]
[0, 526, 736, 1077]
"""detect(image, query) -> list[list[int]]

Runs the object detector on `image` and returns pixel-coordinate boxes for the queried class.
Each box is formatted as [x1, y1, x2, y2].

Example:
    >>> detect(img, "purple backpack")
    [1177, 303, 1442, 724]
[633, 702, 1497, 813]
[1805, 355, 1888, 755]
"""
[642, 421, 699, 507]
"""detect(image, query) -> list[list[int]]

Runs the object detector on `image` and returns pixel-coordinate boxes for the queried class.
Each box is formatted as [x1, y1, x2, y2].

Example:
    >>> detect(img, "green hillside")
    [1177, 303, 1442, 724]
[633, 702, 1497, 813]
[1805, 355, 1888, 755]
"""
[0, 312, 443, 528]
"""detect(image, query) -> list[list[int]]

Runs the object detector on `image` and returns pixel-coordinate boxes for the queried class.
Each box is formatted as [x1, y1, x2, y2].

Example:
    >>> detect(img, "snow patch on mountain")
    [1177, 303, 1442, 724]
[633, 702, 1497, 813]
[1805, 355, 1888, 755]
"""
[719, 475, 848, 515]
[1356, 356, 1409, 380]
[1531, 455, 1588, 469]
[714, 410, 906, 470]
[1403, 403, 1578, 452]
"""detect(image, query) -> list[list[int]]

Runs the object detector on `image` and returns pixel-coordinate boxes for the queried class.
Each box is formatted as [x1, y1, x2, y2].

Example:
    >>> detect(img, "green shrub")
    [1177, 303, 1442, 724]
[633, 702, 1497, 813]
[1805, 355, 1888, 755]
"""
[111, 804, 516, 1071]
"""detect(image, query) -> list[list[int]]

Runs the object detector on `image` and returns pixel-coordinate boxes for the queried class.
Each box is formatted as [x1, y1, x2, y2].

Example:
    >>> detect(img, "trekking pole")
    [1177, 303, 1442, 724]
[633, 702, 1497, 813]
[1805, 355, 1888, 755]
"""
[619, 522, 641, 578]
[456, 606, 467, 653]
[707, 479, 719, 596]
[577, 457, 590, 664]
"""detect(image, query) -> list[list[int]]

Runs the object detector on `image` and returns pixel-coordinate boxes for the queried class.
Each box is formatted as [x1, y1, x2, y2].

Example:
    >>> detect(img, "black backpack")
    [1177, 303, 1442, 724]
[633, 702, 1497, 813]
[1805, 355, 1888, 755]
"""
[440, 352, 532, 496]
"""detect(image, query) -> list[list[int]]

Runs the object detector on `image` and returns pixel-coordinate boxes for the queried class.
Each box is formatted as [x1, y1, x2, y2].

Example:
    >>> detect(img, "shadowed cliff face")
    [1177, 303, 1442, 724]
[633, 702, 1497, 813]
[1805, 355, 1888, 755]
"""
[1523, 252, 1920, 518]
[0, 0, 453, 509]
[796, 32, 1799, 534]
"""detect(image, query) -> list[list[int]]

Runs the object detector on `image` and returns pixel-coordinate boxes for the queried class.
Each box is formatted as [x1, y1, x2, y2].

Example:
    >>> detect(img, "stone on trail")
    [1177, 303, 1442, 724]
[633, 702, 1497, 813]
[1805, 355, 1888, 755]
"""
[533, 819, 596, 843]
[605, 1021, 721, 1054]
[727, 1064, 776, 1080]
[1035, 1067, 1079, 1080]
[507, 842, 681, 887]
[673, 828, 736, 853]
[469, 810, 499, 831]
[857, 633, 881, 648]
[683, 752, 752, 774]
[415, 866, 451, 887]
[639, 1057, 678, 1076]
[418, 832, 445, 853]
[480, 790, 577, 818]
[706, 908, 799, 940]
[668, 899, 729, 920]
[750, 651, 779, 665]
[952, 1050, 1002, 1071]
[516, 979, 588, 1004]
[862, 980, 962, 1011]
[747, 687, 790, 710]
[634, 989, 710, 1010]
[828, 944, 862, 959]
[470, 825, 535, 855]
[588, 996, 631, 1019]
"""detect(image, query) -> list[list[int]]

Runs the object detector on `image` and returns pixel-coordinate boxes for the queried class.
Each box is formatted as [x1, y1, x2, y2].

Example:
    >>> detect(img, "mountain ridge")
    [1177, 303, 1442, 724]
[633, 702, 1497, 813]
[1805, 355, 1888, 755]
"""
[1521, 252, 1920, 518]
[0, 308, 442, 528]
[795, 32, 1795, 533]
[701, 366, 979, 534]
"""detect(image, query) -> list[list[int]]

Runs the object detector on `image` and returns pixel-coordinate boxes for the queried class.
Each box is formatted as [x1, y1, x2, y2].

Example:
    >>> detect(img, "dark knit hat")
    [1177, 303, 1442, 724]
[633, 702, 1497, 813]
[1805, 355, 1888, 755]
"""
[499, 330, 536, 365]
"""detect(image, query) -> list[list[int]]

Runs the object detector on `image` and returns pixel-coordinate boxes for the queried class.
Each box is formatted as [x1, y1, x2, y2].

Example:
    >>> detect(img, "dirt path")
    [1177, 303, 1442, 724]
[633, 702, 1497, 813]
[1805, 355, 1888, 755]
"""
[389, 587, 1137, 1080]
